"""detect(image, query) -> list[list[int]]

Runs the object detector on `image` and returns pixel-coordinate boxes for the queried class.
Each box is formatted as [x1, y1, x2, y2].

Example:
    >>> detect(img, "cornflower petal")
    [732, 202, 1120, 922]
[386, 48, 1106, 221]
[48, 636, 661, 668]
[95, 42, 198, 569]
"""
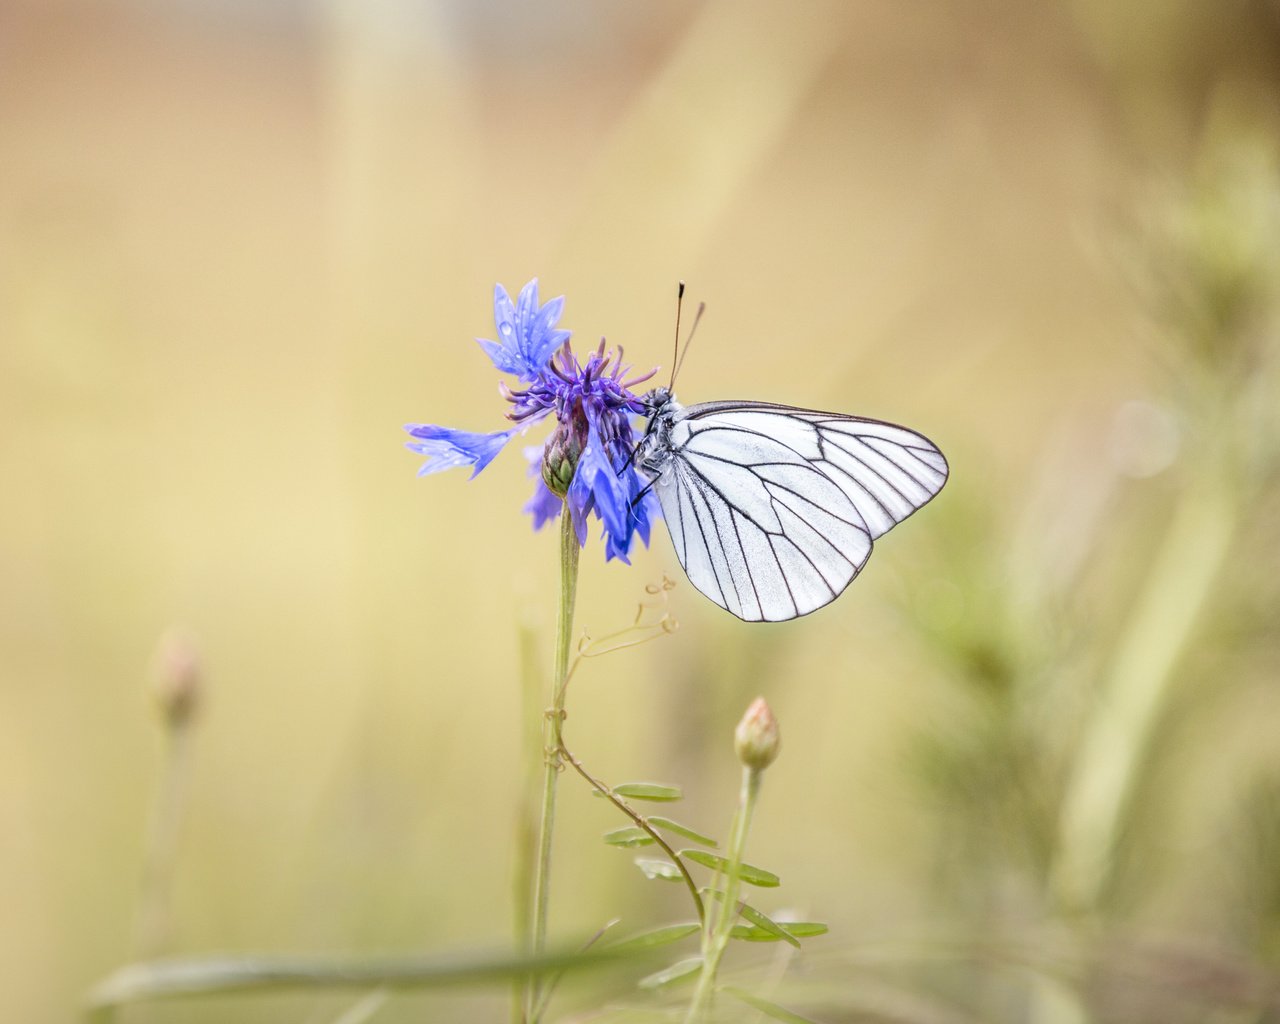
[476, 338, 526, 378]
[514, 279, 540, 345]
[527, 297, 570, 370]
[619, 446, 660, 547]
[565, 469, 592, 546]
[603, 450, 660, 562]
[521, 444, 563, 530]
[405, 424, 518, 479]
[477, 279, 570, 382]
[525, 478, 563, 530]
[493, 283, 518, 343]
[567, 418, 635, 561]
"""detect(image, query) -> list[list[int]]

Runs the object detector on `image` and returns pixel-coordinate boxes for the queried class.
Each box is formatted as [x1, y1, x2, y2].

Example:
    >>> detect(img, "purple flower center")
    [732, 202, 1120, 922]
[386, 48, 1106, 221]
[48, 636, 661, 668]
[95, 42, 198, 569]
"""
[502, 341, 655, 429]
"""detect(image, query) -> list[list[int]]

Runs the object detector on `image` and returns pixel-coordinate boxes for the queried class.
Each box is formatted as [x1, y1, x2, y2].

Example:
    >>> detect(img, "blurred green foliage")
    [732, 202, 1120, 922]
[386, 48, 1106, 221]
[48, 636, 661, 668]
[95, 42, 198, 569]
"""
[2, 1, 1279, 1021]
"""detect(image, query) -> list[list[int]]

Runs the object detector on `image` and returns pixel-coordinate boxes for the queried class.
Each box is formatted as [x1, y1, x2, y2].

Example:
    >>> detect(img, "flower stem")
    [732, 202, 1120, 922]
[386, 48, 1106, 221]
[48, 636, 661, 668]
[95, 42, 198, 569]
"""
[511, 620, 542, 1024]
[686, 766, 761, 1023]
[556, 734, 705, 923]
[135, 717, 194, 957]
[1050, 473, 1236, 915]
[527, 510, 579, 1023]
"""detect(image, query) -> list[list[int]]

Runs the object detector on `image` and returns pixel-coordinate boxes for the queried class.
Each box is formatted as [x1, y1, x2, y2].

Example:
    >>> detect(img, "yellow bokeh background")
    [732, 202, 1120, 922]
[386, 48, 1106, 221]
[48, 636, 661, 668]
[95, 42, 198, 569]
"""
[3, 2, 1279, 1021]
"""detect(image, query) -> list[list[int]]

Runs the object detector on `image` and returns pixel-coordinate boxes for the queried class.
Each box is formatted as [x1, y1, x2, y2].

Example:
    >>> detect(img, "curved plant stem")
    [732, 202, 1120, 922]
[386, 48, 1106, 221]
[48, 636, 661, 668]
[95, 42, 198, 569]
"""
[556, 735, 706, 924]
[527, 511, 580, 1023]
[686, 767, 761, 1023]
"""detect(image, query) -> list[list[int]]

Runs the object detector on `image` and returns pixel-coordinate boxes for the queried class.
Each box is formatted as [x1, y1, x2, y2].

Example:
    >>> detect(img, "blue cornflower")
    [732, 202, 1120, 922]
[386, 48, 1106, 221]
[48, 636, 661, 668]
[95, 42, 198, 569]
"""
[406, 279, 660, 562]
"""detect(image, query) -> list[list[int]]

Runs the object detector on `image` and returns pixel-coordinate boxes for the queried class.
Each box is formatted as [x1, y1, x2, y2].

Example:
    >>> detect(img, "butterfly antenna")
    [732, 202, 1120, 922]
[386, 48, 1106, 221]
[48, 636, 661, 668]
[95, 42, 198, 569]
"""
[668, 281, 685, 389]
[671, 300, 705, 389]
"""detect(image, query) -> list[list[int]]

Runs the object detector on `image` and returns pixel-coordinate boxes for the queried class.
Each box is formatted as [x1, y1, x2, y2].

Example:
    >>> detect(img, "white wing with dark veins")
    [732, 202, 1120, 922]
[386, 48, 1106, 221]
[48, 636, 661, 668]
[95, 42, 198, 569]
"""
[649, 400, 948, 622]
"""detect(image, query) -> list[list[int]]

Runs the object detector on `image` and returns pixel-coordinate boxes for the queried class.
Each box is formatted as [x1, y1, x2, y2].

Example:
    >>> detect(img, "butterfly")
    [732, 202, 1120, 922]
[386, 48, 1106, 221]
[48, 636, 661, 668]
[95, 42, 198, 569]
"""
[632, 290, 948, 622]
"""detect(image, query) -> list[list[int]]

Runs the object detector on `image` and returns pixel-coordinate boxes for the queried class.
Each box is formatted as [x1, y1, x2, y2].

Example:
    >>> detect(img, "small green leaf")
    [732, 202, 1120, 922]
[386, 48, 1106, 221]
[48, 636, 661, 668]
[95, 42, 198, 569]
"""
[723, 987, 821, 1023]
[681, 850, 780, 887]
[729, 920, 828, 943]
[730, 925, 785, 942]
[602, 783, 683, 802]
[638, 956, 703, 990]
[605, 923, 699, 953]
[602, 827, 655, 848]
[634, 858, 684, 882]
[701, 888, 788, 942]
[735, 905, 800, 948]
[647, 816, 717, 846]
[775, 922, 828, 939]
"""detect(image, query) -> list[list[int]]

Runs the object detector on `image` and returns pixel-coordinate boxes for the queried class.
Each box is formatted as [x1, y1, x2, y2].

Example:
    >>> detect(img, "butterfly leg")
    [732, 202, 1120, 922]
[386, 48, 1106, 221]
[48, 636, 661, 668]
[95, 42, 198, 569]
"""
[627, 477, 657, 522]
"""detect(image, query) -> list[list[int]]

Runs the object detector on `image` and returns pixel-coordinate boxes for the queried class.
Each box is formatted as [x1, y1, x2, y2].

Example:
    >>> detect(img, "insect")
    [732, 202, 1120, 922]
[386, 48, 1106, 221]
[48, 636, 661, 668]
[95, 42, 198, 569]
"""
[634, 286, 948, 622]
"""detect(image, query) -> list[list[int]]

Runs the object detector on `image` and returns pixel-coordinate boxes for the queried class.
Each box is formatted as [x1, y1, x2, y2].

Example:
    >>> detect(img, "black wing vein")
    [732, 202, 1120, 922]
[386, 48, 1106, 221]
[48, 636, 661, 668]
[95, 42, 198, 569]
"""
[646, 400, 943, 621]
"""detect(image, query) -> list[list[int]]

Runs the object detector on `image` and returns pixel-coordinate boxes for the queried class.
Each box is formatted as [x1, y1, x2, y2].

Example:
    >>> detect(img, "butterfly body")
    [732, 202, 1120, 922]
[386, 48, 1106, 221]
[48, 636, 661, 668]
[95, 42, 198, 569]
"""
[636, 389, 948, 622]
[636, 386, 682, 475]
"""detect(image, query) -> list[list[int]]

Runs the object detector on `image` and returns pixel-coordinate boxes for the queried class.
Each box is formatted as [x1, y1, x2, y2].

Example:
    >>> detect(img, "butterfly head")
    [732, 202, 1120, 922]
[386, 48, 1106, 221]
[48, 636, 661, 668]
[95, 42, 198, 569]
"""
[642, 386, 675, 416]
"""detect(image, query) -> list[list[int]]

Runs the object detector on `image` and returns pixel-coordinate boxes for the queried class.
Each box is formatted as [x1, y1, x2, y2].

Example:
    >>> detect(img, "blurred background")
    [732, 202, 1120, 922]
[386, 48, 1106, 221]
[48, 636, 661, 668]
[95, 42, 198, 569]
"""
[3, 0, 1280, 1021]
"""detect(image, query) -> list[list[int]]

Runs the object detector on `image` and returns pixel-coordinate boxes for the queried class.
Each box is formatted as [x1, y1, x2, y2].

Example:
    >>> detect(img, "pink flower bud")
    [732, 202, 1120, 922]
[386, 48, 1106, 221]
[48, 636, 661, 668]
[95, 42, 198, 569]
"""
[734, 697, 780, 771]
[152, 629, 201, 726]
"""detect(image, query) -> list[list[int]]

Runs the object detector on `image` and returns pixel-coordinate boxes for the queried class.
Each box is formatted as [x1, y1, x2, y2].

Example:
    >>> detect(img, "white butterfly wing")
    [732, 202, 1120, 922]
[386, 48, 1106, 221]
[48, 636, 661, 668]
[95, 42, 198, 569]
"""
[652, 401, 947, 622]
[653, 415, 873, 621]
[679, 402, 949, 540]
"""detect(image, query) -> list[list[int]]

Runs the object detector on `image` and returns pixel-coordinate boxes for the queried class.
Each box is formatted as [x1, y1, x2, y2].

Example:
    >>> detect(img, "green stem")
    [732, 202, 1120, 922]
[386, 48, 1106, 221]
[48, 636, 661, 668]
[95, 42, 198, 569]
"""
[512, 621, 542, 1024]
[135, 719, 193, 957]
[88, 945, 630, 1014]
[686, 767, 761, 1023]
[527, 510, 580, 1023]
[556, 735, 705, 923]
[1050, 475, 1236, 915]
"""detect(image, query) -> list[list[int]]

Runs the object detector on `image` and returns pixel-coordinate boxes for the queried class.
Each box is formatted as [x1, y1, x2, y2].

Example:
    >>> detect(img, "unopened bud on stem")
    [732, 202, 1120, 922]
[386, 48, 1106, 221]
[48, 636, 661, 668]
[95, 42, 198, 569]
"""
[734, 697, 780, 772]
[541, 402, 589, 498]
[152, 629, 201, 727]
